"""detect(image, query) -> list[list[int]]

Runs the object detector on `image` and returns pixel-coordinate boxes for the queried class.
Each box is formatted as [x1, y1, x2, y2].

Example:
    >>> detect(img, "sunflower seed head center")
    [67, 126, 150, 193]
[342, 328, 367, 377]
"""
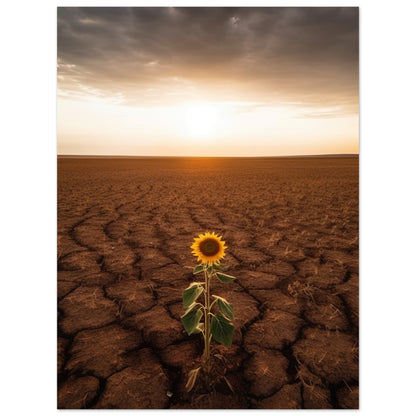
[199, 238, 220, 256]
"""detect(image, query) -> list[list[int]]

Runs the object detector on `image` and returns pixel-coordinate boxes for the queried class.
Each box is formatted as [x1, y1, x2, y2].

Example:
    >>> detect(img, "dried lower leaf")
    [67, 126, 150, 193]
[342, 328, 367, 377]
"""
[222, 375, 234, 393]
[185, 367, 201, 392]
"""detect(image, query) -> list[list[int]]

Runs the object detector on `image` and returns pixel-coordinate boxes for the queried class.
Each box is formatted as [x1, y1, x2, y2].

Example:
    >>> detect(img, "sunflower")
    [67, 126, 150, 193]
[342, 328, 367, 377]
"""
[191, 232, 227, 265]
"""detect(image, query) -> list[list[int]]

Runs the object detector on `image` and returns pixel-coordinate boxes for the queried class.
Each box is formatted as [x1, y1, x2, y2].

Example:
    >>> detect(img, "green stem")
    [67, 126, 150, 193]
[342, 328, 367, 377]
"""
[203, 264, 211, 374]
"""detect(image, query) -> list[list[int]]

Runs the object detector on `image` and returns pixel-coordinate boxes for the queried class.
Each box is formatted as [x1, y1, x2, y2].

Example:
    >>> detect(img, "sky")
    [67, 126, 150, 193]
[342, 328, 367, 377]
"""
[57, 7, 359, 156]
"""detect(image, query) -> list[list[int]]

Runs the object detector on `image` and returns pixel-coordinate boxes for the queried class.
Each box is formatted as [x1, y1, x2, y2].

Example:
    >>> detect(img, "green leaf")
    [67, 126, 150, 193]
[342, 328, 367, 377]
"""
[214, 296, 234, 321]
[216, 272, 237, 283]
[181, 307, 203, 335]
[193, 264, 205, 274]
[210, 314, 235, 347]
[183, 283, 204, 309]
[212, 263, 228, 271]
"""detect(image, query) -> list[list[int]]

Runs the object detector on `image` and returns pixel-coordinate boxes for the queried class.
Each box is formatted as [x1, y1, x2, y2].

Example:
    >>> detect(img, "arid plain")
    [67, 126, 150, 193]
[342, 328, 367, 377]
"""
[57, 156, 359, 409]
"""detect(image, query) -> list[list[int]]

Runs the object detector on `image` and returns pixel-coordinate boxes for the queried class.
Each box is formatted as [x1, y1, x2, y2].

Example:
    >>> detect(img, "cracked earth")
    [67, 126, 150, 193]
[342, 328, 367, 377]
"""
[57, 156, 358, 409]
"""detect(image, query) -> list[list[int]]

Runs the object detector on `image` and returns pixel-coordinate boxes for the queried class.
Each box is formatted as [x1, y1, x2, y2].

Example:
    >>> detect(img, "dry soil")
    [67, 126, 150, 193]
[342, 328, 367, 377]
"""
[57, 156, 359, 409]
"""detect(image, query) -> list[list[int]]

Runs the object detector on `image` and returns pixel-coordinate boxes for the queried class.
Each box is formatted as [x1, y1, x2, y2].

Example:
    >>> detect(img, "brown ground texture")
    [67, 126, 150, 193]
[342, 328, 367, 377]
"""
[57, 156, 359, 409]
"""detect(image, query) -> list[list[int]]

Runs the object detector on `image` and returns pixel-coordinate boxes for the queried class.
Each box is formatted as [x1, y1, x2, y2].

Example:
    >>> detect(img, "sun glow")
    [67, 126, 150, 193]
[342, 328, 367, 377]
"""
[58, 97, 358, 156]
[185, 102, 221, 139]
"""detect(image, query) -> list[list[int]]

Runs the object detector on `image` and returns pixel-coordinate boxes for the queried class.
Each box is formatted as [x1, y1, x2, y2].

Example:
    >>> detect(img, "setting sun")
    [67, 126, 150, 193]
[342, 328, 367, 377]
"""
[185, 103, 221, 140]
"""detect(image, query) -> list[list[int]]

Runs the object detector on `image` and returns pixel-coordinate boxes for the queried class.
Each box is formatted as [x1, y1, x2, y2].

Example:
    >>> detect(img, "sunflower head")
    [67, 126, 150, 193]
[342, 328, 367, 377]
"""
[190, 232, 227, 265]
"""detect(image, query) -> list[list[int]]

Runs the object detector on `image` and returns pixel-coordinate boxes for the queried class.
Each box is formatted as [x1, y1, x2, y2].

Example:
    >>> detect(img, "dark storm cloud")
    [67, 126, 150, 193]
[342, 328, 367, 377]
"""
[57, 7, 358, 113]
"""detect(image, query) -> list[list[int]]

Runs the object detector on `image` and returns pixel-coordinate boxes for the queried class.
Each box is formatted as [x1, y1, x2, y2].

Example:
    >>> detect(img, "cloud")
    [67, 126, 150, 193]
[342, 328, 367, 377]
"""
[57, 7, 358, 112]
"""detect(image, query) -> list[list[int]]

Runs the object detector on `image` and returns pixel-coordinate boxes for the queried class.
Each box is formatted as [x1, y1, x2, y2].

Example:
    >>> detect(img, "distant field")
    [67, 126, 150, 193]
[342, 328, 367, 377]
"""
[57, 156, 359, 409]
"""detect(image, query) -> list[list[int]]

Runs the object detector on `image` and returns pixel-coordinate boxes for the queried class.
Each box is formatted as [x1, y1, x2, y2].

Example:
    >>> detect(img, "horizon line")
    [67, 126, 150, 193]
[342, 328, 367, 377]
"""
[58, 153, 359, 159]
